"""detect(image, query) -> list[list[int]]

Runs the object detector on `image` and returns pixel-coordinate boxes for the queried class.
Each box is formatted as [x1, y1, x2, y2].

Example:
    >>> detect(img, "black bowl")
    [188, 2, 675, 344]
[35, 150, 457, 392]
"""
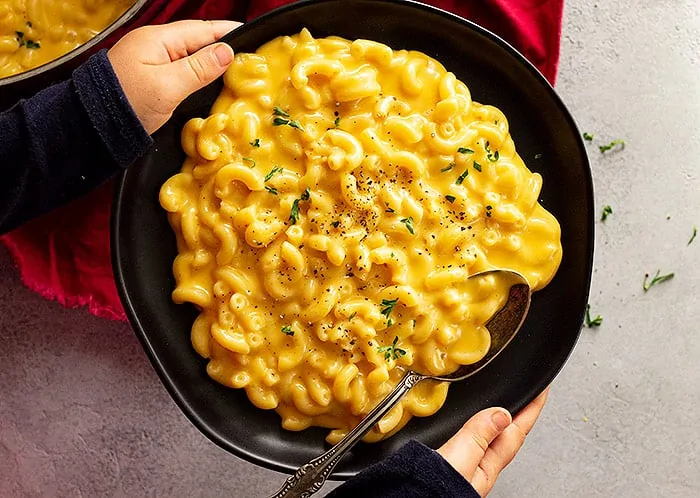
[0, 0, 152, 112]
[112, 0, 594, 478]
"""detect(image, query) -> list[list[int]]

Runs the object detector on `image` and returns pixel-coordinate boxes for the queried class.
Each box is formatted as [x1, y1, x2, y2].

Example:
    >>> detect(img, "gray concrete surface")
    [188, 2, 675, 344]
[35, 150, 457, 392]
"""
[2, 0, 699, 496]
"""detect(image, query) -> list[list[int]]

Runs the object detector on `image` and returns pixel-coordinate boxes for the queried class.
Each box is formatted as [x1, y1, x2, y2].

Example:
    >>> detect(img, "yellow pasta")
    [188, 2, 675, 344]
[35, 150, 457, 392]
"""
[160, 29, 563, 443]
[0, 0, 134, 79]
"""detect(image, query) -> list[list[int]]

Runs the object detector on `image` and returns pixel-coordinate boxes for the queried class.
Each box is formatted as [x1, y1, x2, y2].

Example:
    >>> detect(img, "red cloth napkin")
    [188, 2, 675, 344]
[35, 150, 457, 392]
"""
[0, 0, 564, 321]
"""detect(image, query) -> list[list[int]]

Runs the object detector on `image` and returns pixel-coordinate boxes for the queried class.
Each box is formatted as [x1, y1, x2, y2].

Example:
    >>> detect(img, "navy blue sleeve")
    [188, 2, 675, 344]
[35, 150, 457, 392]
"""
[328, 440, 480, 498]
[0, 49, 152, 234]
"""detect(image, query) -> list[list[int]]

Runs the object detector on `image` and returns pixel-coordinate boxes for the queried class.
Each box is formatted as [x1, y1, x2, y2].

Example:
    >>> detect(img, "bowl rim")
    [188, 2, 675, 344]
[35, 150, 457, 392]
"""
[0, 0, 149, 86]
[112, 0, 594, 478]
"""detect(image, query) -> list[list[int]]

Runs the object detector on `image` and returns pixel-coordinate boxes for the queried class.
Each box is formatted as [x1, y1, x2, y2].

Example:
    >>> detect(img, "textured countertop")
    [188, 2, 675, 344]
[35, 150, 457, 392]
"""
[1, 0, 699, 496]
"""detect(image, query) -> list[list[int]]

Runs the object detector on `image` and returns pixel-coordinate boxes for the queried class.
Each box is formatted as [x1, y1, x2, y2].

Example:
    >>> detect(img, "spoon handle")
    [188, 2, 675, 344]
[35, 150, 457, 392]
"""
[269, 370, 426, 498]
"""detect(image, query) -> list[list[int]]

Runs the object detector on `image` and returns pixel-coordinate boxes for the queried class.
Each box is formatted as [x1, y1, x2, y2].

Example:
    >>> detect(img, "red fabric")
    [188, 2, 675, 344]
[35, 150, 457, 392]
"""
[0, 0, 564, 321]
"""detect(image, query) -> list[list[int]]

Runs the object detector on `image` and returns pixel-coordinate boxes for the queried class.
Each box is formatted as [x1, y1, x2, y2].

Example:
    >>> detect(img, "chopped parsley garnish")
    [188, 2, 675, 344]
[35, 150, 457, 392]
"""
[484, 142, 499, 162]
[473, 161, 482, 172]
[583, 132, 594, 141]
[331, 220, 341, 228]
[273, 106, 290, 117]
[377, 336, 406, 361]
[688, 226, 697, 246]
[273, 117, 304, 130]
[445, 195, 456, 203]
[601, 205, 612, 222]
[289, 188, 311, 224]
[265, 185, 278, 195]
[485, 205, 493, 218]
[385, 203, 395, 213]
[242, 157, 255, 167]
[534, 153, 543, 159]
[348, 312, 357, 321]
[441, 162, 455, 173]
[281, 325, 294, 336]
[584, 304, 603, 328]
[334, 116, 340, 128]
[643, 270, 674, 292]
[400, 217, 415, 234]
[458, 147, 474, 154]
[456, 169, 469, 184]
[15, 31, 40, 49]
[599, 139, 625, 153]
[250, 139, 261, 147]
[264, 165, 283, 182]
[380, 298, 399, 327]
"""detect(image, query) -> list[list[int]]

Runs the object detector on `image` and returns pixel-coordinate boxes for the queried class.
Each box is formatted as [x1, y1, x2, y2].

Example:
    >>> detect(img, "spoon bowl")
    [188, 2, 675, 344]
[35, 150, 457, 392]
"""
[271, 269, 532, 498]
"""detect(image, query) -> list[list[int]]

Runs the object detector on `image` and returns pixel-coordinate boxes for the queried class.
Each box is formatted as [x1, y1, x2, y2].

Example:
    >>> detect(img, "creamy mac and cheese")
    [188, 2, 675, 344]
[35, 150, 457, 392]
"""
[160, 29, 562, 443]
[0, 0, 134, 79]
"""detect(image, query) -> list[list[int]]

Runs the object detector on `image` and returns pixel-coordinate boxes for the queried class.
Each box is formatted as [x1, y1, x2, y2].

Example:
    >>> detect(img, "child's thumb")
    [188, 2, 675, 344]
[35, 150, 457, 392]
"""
[165, 43, 234, 103]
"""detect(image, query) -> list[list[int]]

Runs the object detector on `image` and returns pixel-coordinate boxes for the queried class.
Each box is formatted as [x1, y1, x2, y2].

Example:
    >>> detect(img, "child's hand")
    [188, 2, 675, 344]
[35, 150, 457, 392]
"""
[437, 388, 549, 497]
[107, 20, 241, 135]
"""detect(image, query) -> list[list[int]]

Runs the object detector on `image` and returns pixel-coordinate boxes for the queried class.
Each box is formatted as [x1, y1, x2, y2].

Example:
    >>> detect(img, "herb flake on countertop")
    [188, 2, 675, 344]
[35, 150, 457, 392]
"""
[584, 304, 603, 328]
[601, 205, 613, 222]
[643, 270, 674, 292]
[599, 139, 625, 153]
[583, 132, 594, 141]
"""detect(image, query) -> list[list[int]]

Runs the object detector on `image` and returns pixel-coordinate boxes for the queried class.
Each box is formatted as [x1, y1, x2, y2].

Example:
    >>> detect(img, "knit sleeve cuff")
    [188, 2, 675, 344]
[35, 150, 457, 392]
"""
[72, 49, 152, 168]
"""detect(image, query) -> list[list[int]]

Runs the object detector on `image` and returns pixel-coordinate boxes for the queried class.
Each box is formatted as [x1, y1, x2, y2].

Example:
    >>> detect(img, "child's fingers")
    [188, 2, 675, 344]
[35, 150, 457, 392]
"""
[149, 20, 241, 61]
[163, 42, 234, 102]
[436, 407, 512, 482]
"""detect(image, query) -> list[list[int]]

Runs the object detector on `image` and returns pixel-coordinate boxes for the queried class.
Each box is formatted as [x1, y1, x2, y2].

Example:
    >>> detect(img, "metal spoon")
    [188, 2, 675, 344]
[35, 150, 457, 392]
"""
[270, 269, 531, 498]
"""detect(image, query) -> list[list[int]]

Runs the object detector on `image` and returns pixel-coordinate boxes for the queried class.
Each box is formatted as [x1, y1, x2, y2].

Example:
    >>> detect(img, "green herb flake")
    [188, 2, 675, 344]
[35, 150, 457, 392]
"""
[487, 150, 500, 162]
[688, 226, 697, 246]
[334, 116, 340, 128]
[445, 195, 456, 203]
[642, 270, 674, 292]
[264, 165, 283, 182]
[331, 221, 340, 228]
[584, 304, 603, 328]
[400, 217, 415, 234]
[473, 161, 482, 172]
[457, 147, 474, 154]
[456, 169, 469, 185]
[377, 336, 406, 361]
[534, 153, 543, 159]
[380, 298, 399, 323]
[265, 185, 278, 195]
[273, 106, 290, 117]
[440, 162, 455, 173]
[289, 188, 311, 225]
[242, 157, 256, 167]
[583, 132, 594, 141]
[348, 312, 357, 321]
[599, 139, 625, 153]
[15, 31, 24, 40]
[601, 205, 613, 222]
[250, 139, 261, 147]
[485, 205, 493, 218]
[281, 325, 294, 336]
[385, 203, 395, 213]
[25, 40, 40, 49]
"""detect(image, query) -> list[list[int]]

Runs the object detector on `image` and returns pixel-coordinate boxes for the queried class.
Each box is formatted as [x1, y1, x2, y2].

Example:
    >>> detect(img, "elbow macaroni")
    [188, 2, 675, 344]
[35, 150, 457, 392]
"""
[0, 0, 134, 79]
[160, 29, 563, 444]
